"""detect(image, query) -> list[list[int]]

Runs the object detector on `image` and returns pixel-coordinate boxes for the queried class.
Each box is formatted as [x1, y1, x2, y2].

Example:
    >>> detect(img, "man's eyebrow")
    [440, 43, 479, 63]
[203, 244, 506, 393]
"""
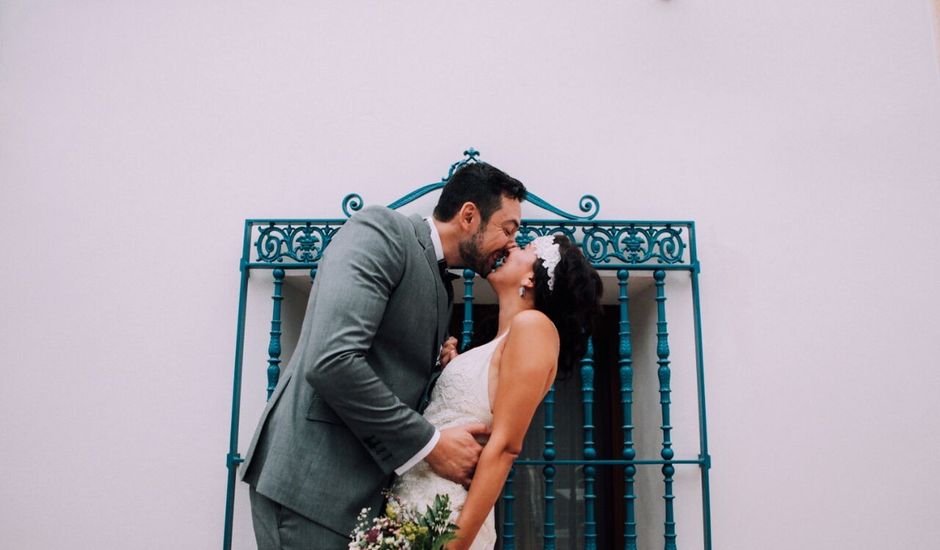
[504, 220, 520, 230]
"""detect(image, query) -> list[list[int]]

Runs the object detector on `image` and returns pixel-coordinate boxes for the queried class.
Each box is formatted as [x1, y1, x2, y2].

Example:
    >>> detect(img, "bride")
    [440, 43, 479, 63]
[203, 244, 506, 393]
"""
[392, 234, 602, 549]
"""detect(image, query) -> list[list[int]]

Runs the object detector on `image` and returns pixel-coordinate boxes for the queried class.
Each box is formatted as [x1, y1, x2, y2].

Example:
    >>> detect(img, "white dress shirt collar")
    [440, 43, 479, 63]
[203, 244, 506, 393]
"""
[424, 217, 444, 264]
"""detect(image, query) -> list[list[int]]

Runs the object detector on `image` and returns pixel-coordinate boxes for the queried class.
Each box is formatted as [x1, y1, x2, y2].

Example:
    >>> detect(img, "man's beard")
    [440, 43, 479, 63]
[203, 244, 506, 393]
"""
[458, 227, 493, 277]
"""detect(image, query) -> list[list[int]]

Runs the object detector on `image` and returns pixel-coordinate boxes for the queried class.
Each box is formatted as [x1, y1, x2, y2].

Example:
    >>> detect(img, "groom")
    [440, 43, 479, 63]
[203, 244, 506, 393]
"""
[240, 162, 527, 549]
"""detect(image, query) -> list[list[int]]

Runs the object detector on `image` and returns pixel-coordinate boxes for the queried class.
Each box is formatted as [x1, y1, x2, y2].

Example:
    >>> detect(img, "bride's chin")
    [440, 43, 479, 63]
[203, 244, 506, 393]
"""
[491, 278, 515, 297]
[484, 271, 502, 288]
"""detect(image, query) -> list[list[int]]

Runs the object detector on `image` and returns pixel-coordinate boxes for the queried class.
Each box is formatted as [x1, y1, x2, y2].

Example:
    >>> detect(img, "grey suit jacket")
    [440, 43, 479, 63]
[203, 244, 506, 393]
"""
[240, 206, 451, 535]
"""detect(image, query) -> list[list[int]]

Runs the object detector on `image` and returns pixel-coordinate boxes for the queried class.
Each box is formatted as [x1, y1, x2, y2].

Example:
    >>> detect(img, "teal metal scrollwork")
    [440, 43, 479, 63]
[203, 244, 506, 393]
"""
[341, 194, 364, 218]
[582, 225, 686, 265]
[255, 224, 340, 263]
[516, 225, 578, 247]
[526, 191, 600, 221]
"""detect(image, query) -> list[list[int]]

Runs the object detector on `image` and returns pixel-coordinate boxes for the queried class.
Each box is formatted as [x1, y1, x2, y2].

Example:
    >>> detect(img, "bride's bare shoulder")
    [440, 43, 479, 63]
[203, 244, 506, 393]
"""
[497, 311, 559, 398]
[505, 310, 559, 355]
[510, 309, 557, 333]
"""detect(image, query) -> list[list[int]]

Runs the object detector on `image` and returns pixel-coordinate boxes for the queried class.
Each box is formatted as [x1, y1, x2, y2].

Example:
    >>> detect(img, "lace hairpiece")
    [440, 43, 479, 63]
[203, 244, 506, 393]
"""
[531, 235, 562, 291]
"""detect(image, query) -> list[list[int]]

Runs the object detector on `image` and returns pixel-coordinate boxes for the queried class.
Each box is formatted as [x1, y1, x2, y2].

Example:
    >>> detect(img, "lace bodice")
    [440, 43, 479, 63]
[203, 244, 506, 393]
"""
[391, 332, 508, 549]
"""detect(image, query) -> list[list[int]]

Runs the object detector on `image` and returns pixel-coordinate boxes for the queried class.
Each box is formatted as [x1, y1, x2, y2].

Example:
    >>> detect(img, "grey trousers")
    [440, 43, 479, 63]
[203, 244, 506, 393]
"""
[249, 486, 351, 550]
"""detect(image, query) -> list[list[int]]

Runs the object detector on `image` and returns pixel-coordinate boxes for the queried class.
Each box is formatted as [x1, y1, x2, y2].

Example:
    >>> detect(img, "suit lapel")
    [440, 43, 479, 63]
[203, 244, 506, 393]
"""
[409, 215, 449, 357]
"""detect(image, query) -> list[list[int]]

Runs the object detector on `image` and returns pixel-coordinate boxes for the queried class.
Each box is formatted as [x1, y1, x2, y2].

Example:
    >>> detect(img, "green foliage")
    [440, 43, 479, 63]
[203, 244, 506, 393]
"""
[350, 493, 459, 550]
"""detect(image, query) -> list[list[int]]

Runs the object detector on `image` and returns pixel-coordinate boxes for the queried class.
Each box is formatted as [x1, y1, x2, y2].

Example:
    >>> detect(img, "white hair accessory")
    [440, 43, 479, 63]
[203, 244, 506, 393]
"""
[531, 235, 562, 291]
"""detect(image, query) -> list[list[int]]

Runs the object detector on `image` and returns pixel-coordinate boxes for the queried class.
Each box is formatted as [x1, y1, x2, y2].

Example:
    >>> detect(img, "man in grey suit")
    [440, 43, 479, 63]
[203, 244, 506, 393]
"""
[241, 163, 527, 549]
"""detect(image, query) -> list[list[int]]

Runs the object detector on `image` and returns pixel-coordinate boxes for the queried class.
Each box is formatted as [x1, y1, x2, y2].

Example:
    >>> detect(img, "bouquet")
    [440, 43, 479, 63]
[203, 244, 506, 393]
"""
[348, 493, 459, 550]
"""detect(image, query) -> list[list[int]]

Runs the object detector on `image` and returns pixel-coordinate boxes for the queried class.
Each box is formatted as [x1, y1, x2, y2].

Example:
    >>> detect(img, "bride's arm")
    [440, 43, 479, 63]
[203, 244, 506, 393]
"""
[446, 310, 559, 550]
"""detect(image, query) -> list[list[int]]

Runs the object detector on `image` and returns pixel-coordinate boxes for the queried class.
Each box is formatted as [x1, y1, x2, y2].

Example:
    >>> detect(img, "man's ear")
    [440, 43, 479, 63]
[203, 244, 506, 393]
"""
[459, 202, 479, 232]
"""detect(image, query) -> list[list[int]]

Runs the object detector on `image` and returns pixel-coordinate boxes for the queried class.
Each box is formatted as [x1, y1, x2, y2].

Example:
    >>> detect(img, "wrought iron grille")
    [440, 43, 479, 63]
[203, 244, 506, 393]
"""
[223, 150, 713, 549]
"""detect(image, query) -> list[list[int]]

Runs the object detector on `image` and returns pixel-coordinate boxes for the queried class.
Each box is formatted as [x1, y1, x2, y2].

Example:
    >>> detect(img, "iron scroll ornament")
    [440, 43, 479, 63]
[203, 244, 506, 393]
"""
[581, 225, 686, 265]
[255, 224, 340, 264]
[340, 148, 601, 221]
[253, 221, 689, 267]
[515, 224, 686, 266]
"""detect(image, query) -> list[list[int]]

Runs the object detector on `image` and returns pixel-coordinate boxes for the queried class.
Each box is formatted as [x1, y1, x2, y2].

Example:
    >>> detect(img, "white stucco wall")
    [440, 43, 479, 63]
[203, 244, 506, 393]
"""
[2, 1, 939, 548]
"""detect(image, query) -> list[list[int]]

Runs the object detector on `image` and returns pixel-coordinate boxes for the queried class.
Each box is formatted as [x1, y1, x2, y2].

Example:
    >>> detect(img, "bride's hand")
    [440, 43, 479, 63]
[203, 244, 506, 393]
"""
[443, 526, 469, 550]
[439, 336, 459, 368]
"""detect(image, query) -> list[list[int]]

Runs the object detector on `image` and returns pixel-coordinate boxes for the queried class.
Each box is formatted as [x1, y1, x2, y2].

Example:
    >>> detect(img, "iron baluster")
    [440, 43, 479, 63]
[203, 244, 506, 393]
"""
[502, 466, 516, 549]
[461, 269, 474, 352]
[581, 339, 597, 549]
[223, 222, 252, 550]
[619, 269, 638, 550]
[266, 268, 285, 400]
[655, 270, 677, 550]
[543, 384, 556, 550]
[689, 225, 713, 550]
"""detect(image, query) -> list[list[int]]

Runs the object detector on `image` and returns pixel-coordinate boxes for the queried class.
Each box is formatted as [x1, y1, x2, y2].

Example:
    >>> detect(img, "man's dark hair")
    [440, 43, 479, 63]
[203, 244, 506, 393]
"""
[433, 163, 527, 223]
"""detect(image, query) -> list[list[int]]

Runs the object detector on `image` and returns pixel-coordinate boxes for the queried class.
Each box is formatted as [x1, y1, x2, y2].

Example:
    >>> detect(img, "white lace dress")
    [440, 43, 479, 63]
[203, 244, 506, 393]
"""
[391, 332, 508, 550]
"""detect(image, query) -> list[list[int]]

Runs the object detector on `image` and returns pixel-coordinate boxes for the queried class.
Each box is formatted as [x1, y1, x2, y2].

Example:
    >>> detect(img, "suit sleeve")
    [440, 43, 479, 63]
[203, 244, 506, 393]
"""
[302, 206, 436, 474]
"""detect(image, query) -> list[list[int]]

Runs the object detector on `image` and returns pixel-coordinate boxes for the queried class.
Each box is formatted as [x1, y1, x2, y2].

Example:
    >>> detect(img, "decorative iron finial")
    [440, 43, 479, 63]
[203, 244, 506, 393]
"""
[441, 148, 482, 183]
[341, 193, 364, 218]
[340, 147, 601, 220]
[342, 148, 483, 217]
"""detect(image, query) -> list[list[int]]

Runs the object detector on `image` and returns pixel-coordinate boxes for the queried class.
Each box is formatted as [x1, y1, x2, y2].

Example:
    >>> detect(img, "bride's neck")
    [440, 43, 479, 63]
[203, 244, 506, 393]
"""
[495, 292, 535, 337]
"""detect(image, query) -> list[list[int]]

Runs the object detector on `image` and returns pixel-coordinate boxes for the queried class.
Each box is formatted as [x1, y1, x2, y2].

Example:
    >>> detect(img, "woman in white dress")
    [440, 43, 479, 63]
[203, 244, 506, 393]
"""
[392, 234, 603, 549]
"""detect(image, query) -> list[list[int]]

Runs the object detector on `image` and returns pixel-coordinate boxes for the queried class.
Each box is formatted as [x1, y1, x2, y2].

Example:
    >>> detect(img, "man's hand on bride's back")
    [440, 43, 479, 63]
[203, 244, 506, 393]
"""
[425, 423, 490, 488]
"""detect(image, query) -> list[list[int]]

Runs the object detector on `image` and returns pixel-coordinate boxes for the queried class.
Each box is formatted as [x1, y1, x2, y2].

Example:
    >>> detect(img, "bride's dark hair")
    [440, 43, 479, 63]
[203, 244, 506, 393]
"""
[531, 235, 603, 378]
